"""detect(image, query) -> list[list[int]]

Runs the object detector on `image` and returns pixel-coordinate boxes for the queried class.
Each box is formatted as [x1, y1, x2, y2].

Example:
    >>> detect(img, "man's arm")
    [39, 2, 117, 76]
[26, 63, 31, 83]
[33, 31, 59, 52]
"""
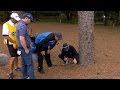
[62, 49, 66, 57]
[49, 41, 57, 50]
[70, 45, 78, 57]
[2, 23, 16, 43]
[20, 36, 29, 53]
[3, 35, 16, 43]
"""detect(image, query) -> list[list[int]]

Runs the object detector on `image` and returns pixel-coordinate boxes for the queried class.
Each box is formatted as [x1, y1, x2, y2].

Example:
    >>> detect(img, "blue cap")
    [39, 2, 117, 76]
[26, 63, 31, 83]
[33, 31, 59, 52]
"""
[23, 13, 33, 22]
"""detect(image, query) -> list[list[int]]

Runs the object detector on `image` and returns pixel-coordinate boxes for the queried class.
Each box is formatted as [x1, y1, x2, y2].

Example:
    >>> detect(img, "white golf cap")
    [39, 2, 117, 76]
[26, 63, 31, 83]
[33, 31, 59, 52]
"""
[10, 13, 21, 21]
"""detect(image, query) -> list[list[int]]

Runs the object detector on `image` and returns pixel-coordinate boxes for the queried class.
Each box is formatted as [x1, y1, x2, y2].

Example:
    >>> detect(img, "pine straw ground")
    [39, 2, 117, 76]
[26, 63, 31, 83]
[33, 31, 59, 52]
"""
[0, 22, 120, 79]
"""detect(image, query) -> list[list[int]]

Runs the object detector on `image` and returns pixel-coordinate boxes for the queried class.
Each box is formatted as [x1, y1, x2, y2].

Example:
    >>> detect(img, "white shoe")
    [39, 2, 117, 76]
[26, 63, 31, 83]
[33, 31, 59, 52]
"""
[26, 77, 30, 79]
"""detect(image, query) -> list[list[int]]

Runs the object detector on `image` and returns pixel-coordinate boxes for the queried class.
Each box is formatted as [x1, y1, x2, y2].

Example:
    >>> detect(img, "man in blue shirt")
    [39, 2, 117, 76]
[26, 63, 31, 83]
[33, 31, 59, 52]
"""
[16, 13, 35, 79]
[30, 32, 62, 74]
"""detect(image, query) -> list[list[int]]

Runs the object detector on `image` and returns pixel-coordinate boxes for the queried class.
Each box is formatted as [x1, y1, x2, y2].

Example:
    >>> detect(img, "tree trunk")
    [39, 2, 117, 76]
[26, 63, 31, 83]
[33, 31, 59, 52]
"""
[78, 11, 95, 65]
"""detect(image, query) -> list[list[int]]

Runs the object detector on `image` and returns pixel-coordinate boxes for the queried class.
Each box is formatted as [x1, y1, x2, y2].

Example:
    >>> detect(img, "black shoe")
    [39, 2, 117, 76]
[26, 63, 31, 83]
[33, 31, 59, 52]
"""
[38, 67, 41, 72]
[38, 67, 45, 74]
[8, 73, 14, 79]
[48, 64, 52, 67]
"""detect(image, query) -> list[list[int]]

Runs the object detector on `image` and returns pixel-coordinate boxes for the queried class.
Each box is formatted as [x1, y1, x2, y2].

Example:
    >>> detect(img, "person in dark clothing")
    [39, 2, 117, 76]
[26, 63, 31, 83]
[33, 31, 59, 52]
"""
[30, 32, 62, 74]
[58, 43, 79, 65]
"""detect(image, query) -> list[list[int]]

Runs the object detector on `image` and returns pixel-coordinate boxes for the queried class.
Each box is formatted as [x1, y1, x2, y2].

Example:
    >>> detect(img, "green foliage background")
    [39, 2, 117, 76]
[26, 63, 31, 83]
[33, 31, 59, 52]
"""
[0, 11, 120, 26]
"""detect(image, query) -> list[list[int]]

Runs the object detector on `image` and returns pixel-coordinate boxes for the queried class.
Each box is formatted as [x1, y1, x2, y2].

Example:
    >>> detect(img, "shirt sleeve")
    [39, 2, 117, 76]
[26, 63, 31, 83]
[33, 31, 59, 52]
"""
[2, 23, 9, 36]
[18, 25, 27, 37]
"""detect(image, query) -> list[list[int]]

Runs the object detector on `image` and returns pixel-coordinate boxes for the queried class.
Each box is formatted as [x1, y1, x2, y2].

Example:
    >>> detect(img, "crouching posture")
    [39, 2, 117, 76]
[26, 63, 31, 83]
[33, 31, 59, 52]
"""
[30, 32, 62, 74]
[58, 43, 79, 65]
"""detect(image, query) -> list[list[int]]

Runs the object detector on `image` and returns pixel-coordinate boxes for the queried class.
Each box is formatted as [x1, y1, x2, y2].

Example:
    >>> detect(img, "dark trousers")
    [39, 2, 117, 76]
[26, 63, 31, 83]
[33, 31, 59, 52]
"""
[58, 53, 79, 64]
[37, 47, 52, 71]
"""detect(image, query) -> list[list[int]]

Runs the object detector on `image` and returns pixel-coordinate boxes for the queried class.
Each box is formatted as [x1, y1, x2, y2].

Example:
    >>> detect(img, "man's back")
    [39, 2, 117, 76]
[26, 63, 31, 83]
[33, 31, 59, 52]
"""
[35, 32, 53, 44]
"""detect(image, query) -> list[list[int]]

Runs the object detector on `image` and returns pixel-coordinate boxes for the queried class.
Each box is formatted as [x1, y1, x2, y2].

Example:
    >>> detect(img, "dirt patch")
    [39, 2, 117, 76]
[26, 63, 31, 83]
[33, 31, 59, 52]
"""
[0, 23, 120, 79]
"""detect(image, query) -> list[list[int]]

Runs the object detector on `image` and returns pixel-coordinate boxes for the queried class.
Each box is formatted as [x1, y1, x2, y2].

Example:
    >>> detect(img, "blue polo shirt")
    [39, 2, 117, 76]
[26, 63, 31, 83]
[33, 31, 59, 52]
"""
[16, 20, 31, 48]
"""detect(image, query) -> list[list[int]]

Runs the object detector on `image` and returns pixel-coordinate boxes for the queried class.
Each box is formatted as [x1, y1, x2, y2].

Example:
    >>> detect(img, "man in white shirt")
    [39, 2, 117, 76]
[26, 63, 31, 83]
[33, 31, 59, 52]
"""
[2, 13, 21, 79]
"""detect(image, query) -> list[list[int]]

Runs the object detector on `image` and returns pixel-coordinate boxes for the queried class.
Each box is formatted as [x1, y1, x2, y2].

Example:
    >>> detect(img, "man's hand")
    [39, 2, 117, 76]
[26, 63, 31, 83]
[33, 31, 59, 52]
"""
[41, 51, 45, 55]
[64, 57, 68, 64]
[25, 48, 29, 54]
[47, 50, 50, 54]
[48, 46, 50, 50]
[64, 57, 68, 61]
[73, 58, 77, 64]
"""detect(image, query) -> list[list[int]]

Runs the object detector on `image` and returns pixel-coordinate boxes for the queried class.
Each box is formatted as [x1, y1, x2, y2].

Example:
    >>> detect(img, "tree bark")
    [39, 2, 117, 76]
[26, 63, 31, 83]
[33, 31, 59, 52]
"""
[78, 11, 95, 65]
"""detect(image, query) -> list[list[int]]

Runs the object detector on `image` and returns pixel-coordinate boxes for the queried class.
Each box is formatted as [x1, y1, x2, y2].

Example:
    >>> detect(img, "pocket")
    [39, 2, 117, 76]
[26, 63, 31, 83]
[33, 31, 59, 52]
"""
[25, 50, 30, 55]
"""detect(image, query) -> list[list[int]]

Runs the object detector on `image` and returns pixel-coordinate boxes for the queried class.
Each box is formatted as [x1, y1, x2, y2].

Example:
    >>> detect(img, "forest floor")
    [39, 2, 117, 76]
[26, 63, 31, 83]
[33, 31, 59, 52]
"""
[0, 22, 120, 79]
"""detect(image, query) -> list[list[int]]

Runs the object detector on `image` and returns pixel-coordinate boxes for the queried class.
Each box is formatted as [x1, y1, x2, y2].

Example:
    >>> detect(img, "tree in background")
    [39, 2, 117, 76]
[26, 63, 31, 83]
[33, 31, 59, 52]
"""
[0, 11, 120, 26]
[0, 11, 9, 23]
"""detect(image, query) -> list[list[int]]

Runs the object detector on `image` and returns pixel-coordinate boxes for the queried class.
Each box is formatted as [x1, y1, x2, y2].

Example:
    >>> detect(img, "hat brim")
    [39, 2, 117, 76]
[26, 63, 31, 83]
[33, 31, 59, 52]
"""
[14, 17, 21, 21]
[63, 48, 69, 51]
[63, 46, 68, 48]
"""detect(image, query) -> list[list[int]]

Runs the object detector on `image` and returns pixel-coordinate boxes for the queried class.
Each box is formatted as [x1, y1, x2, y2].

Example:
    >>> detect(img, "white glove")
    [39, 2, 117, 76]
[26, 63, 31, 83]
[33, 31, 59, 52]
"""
[64, 57, 68, 61]
[17, 50, 21, 55]
[73, 59, 77, 64]
[64, 57, 68, 64]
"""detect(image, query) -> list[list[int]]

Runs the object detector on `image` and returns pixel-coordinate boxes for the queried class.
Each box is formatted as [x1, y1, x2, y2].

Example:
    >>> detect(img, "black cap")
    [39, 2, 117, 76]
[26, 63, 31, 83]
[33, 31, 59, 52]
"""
[63, 43, 69, 51]
[63, 43, 69, 48]
[23, 13, 33, 22]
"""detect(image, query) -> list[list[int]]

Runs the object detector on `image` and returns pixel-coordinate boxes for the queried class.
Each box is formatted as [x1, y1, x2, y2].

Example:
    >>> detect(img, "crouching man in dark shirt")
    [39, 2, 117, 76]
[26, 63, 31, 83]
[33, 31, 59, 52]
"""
[58, 43, 79, 65]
